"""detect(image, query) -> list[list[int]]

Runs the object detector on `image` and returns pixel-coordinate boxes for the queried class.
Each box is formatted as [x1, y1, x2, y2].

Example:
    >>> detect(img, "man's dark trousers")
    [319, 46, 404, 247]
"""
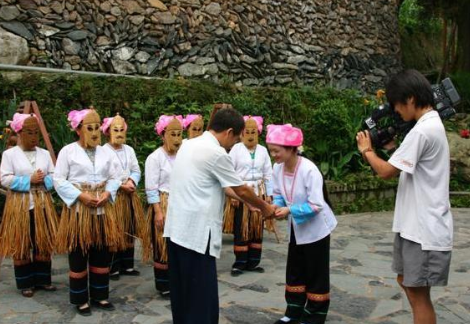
[168, 239, 219, 324]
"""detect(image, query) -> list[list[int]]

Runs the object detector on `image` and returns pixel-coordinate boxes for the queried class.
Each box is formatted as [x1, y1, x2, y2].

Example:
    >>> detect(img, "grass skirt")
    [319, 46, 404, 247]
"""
[145, 192, 168, 263]
[0, 187, 58, 259]
[222, 181, 276, 241]
[114, 190, 151, 259]
[55, 183, 122, 254]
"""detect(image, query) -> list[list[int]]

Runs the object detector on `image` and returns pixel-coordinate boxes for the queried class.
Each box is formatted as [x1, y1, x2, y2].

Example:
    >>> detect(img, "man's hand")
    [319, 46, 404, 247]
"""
[96, 191, 111, 207]
[247, 203, 260, 212]
[260, 203, 276, 219]
[274, 207, 290, 219]
[230, 198, 240, 208]
[30, 169, 45, 184]
[356, 130, 373, 153]
[78, 192, 99, 207]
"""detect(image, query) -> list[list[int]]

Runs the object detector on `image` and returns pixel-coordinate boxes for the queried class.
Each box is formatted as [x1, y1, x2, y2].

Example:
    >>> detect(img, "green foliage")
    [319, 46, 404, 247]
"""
[0, 98, 18, 152]
[450, 72, 470, 113]
[399, 0, 444, 71]
[399, 0, 442, 34]
[450, 195, 470, 208]
[333, 197, 396, 215]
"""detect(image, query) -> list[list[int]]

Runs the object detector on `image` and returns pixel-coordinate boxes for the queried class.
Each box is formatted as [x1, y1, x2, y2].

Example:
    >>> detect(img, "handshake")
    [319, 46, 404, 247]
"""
[232, 198, 289, 220]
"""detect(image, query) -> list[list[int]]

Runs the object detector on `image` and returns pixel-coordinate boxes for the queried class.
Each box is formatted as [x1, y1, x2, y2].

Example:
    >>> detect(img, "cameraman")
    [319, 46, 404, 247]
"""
[356, 69, 452, 324]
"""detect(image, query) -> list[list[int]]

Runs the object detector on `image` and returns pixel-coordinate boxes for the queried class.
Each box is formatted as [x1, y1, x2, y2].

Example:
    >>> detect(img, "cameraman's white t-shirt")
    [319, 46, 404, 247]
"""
[388, 110, 453, 251]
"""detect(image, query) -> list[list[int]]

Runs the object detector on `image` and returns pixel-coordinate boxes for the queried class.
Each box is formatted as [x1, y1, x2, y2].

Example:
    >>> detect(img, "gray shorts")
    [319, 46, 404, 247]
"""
[392, 233, 451, 287]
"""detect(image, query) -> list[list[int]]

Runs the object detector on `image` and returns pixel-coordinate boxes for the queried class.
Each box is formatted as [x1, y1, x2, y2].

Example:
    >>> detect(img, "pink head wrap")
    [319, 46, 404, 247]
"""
[9, 113, 39, 133]
[243, 116, 263, 134]
[155, 115, 184, 135]
[101, 116, 128, 134]
[67, 109, 92, 130]
[266, 124, 303, 147]
[183, 114, 202, 129]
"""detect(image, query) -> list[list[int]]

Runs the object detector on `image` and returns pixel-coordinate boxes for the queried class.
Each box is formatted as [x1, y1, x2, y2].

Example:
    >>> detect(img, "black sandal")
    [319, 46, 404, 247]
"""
[76, 303, 92, 316]
[35, 284, 57, 292]
[109, 271, 120, 281]
[247, 266, 265, 273]
[120, 269, 140, 276]
[230, 268, 244, 277]
[159, 290, 171, 300]
[21, 289, 34, 298]
[91, 300, 116, 311]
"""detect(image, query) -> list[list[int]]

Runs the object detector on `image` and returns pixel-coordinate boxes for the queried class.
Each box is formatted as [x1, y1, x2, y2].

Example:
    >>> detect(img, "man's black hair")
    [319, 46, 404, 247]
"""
[386, 69, 434, 109]
[209, 108, 245, 136]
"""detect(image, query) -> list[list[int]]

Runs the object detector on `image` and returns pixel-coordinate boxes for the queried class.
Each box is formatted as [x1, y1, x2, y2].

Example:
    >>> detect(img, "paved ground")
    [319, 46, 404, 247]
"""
[0, 209, 469, 324]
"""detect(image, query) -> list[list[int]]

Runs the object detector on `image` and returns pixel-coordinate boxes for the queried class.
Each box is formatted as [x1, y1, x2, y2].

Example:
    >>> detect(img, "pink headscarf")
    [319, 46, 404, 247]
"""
[9, 113, 39, 133]
[101, 116, 128, 134]
[243, 116, 263, 134]
[183, 114, 202, 129]
[266, 124, 303, 147]
[155, 115, 184, 135]
[67, 109, 92, 130]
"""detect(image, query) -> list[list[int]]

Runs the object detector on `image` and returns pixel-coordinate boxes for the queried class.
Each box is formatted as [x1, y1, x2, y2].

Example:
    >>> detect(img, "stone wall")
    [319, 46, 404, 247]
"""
[0, 0, 401, 89]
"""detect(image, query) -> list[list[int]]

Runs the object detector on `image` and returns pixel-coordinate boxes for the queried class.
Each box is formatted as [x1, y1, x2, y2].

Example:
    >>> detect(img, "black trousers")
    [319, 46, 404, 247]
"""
[111, 247, 135, 273]
[68, 245, 111, 305]
[168, 239, 219, 324]
[14, 211, 52, 290]
[151, 213, 169, 293]
[111, 201, 136, 273]
[285, 231, 331, 324]
[232, 204, 263, 270]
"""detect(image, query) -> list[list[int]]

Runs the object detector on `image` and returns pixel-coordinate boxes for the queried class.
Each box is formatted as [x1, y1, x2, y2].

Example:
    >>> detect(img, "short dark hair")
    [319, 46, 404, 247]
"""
[209, 108, 245, 136]
[386, 69, 434, 109]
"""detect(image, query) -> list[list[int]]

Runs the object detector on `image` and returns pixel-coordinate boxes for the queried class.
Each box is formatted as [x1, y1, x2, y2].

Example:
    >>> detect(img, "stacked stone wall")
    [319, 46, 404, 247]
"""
[0, 0, 401, 89]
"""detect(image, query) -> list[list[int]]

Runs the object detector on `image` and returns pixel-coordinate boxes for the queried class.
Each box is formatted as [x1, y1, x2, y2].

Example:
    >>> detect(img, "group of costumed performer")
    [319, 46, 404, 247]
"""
[53, 108, 122, 315]
[266, 124, 337, 324]
[0, 113, 58, 298]
[145, 114, 203, 298]
[100, 114, 149, 280]
[223, 116, 274, 276]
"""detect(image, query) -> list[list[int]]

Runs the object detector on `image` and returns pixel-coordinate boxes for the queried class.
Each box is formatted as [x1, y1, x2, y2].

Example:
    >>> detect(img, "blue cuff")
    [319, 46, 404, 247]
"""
[129, 172, 141, 186]
[105, 179, 121, 203]
[56, 182, 82, 207]
[146, 190, 160, 204]
[44, 175, 54, 191]
[289, 203, 317, 225]
[264, 179, 274, 196]
[273, 195, 286, 207]
[10, 176, 31, 192]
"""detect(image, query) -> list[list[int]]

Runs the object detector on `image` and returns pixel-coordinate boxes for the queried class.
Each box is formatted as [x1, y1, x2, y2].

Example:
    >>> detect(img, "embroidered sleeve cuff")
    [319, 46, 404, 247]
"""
[10, 175, 31, 192]
[129, 172, 141, 186]
[56, 182, 82, 207]
[273, 195, 286, 207]
[44, 175, 54, 191]
[146, 190, 160, 204]
[105, 179, 121, 203]
[289, 203, 317, 225]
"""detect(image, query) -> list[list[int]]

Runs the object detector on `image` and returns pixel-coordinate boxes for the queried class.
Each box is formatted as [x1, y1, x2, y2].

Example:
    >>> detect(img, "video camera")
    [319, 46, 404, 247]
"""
[364, 78, 461, 148]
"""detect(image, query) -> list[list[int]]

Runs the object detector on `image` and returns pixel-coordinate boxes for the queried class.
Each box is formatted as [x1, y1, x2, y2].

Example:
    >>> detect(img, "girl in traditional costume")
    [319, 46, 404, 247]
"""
[183, 114, 204, 140]
[54, 108, 121, 316]
[0, 113, 58, 297]
[145, 115, 183, 298]
[224, 116, 273, 276]
[266, 124, 337, 324]
[101, 114, 149, 280]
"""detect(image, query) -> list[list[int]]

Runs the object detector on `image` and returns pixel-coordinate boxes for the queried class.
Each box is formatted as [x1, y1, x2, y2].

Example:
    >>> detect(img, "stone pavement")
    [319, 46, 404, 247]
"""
[0, 209, 469, 324]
